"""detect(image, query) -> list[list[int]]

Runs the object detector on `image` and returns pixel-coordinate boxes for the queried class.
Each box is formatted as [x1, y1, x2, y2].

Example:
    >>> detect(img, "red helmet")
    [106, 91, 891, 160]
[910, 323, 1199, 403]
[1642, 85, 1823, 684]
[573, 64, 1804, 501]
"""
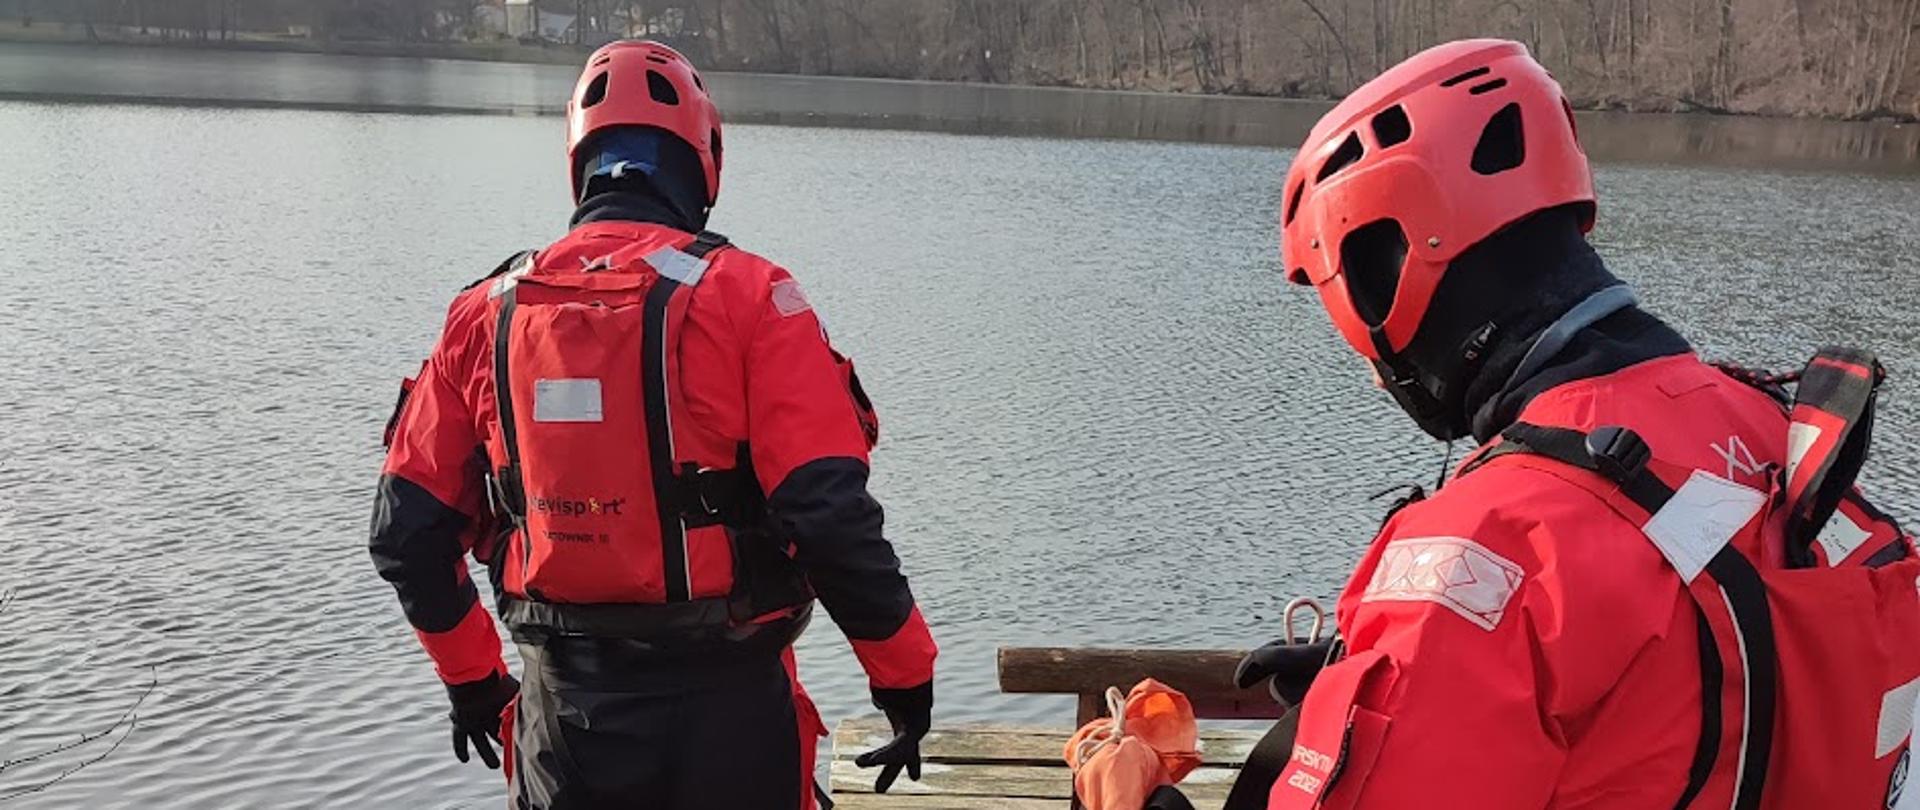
[1281, 39, 1594, 361]
[566, 40, 722, 205]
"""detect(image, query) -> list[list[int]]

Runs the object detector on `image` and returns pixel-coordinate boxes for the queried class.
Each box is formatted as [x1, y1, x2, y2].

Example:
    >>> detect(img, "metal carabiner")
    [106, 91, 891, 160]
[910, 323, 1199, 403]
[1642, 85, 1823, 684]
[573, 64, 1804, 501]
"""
[1282, 596, 1327, 646]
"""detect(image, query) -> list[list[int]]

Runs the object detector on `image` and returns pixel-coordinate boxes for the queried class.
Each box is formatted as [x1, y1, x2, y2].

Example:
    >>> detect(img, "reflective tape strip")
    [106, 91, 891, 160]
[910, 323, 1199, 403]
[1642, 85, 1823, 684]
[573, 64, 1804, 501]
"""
[532, 378, 604, 423]
[1881, 676, 1920, 758]
[1722, 584, 1755, 810]
[489, 252, 535, 299]
[643, 247, 710, 287]
[1785, 421, 1822, 485]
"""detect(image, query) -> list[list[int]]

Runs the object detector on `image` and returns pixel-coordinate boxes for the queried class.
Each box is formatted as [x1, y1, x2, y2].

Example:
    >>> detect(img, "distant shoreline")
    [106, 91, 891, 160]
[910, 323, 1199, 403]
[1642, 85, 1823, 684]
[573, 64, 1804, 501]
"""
[5, 22, 1913, 125]
[0, 20, 590, 65]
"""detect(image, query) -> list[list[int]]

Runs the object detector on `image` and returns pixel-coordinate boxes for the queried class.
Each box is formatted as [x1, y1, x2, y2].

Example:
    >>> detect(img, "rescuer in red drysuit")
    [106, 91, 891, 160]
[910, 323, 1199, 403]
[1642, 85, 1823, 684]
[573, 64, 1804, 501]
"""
[1228, 39, 1920, 810]
[369, 40, 936, 809]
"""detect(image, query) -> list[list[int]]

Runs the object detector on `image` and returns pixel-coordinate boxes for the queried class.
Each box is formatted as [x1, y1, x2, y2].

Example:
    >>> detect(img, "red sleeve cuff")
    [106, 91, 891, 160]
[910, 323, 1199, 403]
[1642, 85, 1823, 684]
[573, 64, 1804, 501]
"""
[849, 606, 937, 689]
[416, 603, 506, 685]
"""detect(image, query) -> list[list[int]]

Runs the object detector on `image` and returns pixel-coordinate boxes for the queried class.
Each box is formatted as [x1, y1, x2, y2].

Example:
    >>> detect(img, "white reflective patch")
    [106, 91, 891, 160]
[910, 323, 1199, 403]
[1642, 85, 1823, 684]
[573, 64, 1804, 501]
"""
[771, 278, 812, 317]
[532, 378, 603, 423]
[488, 252, 536, 299]
[1642, 471, 1766, 582]
[1818, 508, 1876, 566]
[642, 247, 710, 286]
[1787, 421, 1823, 484]
[1362, 536, 1524, 631]
[1881, 676, 1920, 758]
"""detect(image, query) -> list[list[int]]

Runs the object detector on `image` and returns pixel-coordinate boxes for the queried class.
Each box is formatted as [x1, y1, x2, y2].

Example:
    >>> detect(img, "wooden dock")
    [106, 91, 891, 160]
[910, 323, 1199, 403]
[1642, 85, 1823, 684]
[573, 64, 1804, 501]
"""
[823, 646, 1294, 809]
[827, 715, 1264, 809]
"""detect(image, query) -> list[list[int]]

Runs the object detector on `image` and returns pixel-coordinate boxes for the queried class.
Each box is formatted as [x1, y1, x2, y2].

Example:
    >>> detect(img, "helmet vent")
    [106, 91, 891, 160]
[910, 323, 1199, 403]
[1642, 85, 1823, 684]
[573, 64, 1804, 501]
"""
[1561, 97, 1581, 143]
[1370, 105, 1411, 148]
[1283, 180, 1305, 226]
[1468, 78, 1509, 95]
[1440, 66, 1491, 87]
[1340, 219, 1408, 327]
[581, 72, 610, 108]
[1471, 102, 1526, 175]
[647, 70, 680, 105]
[1315, 132, 1365, 184]
[691, 70, 705, 90]
[646, 54, 670, 64]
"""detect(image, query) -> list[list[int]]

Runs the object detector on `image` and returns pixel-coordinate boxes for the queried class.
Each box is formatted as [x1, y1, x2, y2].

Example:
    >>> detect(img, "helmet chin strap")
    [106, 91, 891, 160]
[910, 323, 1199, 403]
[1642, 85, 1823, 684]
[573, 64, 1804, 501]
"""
[1372, 321, 1501, 441]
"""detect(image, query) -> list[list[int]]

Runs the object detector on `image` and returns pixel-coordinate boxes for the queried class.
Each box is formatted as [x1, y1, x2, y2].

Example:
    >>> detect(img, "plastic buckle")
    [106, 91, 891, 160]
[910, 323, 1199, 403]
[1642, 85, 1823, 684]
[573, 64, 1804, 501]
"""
[1585, 425, 1651, 483]
[679, 464, 724, 519]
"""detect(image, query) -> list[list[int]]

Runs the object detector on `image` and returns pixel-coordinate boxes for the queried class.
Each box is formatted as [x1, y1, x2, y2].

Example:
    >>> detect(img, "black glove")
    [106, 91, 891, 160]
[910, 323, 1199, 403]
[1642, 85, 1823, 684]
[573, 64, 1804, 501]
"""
[1234, 637, 1339, 706]
[446, 670, 519, 769]
[854, 680, 932, 793]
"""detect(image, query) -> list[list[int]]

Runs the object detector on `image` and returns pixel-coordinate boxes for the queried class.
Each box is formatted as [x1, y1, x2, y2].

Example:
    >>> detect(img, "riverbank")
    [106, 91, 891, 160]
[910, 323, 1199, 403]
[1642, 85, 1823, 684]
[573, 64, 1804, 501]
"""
[5, 21, 1914, 125]
[2, 38, 1914, 174]
[0, 19, 588, 65]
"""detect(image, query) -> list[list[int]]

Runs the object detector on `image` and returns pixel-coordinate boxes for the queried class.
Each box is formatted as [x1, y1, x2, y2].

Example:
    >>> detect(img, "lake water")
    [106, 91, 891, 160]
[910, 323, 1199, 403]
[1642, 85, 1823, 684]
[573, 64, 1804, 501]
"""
[2, 41, 1919, 808]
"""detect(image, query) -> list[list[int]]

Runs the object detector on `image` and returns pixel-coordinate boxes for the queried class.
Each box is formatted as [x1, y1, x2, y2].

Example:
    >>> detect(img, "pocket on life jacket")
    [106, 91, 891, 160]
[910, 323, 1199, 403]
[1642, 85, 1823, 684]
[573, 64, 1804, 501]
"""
[1762, 556, 1920, 810]
[1269, 650, 1397, 810]
[501, 275, 668, 604]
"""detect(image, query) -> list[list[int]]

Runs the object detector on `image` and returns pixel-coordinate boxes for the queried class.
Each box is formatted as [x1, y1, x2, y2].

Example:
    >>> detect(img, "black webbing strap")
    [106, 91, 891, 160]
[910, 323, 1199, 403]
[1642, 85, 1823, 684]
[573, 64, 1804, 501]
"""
[491, 285, 527, 523]
[1461, 422, 1776, 810]
[464, 249, 535, 291]
[1673, 605, 1723, 810]
[813, 782, 834, 810]
[1704, 548, 1776, 810]
[639, 229, 734, 602]
[1221, 706, 1300, 810]
[673, 444, 766, 530]
[1785, 348, 1884, 564]
[641, 272, 692, 603]
[685, 230, 731, 259]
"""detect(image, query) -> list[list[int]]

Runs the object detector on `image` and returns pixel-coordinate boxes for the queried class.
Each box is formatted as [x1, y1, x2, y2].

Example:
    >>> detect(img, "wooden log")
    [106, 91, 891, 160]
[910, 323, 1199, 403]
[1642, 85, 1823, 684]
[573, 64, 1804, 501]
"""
[833, 715, 1266, 766]
[997, 647, 1284, 725]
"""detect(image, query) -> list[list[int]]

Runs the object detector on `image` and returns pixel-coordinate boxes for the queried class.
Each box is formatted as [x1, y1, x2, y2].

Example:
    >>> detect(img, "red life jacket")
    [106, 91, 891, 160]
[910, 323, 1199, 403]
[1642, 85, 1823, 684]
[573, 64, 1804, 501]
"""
[479, 230, 821, 638]
[1458, 348, 1920, 809]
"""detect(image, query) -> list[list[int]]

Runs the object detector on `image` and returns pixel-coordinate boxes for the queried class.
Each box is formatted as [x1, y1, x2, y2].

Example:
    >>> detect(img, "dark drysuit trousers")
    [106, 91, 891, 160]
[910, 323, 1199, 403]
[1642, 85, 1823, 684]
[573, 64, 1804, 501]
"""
[509, 637, 815, 810]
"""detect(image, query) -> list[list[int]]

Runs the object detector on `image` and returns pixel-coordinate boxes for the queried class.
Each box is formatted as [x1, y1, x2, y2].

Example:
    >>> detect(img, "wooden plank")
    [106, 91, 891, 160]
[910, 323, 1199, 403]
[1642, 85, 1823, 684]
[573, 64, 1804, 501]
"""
[826, 794, 1063, 809]
[828, 785, 1237, 810]
[833, 716, 1266, 767]
[827, 760, 1243, 801]
[997, 647, 1282, 721]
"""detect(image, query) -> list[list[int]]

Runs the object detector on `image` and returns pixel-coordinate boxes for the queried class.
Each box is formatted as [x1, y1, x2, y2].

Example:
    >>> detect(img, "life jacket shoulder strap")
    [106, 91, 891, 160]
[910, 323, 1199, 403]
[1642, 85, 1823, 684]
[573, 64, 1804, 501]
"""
[464, 249, 537, 294]
[1461, 422, 1777, 810]
[685, 230, 731, 258]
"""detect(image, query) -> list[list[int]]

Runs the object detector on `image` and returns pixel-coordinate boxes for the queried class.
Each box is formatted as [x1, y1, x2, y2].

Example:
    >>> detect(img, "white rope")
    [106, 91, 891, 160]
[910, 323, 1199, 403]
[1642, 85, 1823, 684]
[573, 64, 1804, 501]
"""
[1071, 686, 1132, 769]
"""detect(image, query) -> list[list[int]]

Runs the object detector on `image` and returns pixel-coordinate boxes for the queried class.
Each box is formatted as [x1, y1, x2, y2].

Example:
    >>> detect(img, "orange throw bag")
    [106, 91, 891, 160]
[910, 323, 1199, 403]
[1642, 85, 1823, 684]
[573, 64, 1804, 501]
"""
[1064, 679, 1204, 810]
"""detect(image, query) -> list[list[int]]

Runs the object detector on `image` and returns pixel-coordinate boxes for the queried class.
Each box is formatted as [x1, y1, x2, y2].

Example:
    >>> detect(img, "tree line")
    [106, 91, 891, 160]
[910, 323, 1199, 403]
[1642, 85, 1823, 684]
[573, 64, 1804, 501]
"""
[12, 0, 1918, 118]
